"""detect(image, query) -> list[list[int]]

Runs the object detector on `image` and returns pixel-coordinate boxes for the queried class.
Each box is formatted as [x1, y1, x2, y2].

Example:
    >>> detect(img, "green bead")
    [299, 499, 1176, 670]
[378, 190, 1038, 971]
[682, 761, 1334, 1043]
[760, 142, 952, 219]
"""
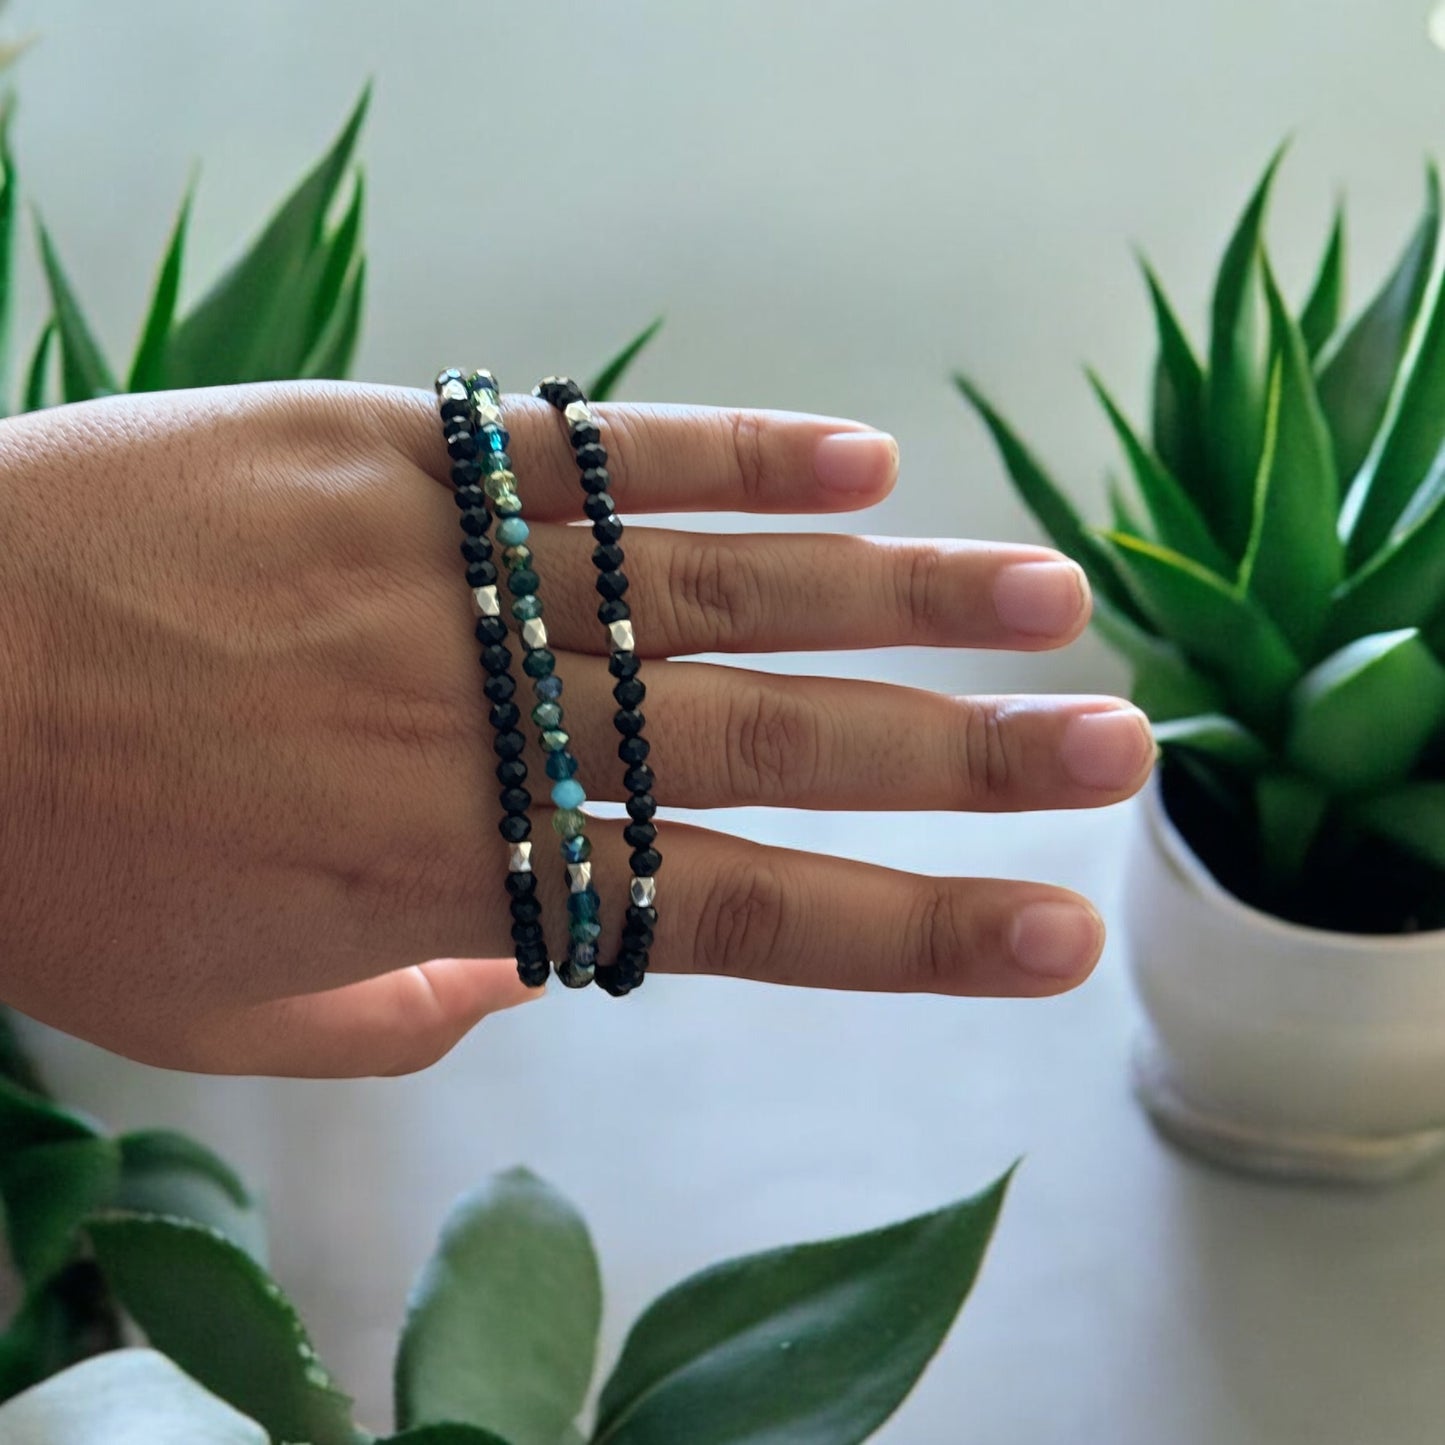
[503, 544, 532, 570]
[484, 469, 518, 500]
[552, 808, 587, 839]
[540, 728, 570, 753]
[569, 919, 603, 944]
[531, 701, 563, 729]
[522, 648, 555, 679]
[511, 595, 543, 621]
[509, 568, 540, 595]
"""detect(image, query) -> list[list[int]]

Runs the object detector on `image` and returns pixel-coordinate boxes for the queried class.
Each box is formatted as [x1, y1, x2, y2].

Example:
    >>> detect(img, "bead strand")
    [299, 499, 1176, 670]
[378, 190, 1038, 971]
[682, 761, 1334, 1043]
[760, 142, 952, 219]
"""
[535, 376, 659, 997]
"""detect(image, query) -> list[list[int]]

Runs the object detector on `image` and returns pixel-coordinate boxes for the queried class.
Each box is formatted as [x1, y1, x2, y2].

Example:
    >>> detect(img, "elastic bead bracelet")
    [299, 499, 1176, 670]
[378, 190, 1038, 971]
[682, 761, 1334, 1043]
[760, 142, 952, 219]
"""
[468, 372, 601, 990]
[535, 376, 659, 997]
[436, 368, 551, 989]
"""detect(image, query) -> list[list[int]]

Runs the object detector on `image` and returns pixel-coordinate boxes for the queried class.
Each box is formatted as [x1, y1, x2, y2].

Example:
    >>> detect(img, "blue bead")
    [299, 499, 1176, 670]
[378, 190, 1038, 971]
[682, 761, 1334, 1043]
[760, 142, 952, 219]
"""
[535, 675, 563, 701]
[546, 752, 579, 781]
[561, 834, 592, 862]
[568, 888, 600, 921]
[552, 778, 586, 810]
[484, 427, 510, 453]
[496, 517, 530, 547]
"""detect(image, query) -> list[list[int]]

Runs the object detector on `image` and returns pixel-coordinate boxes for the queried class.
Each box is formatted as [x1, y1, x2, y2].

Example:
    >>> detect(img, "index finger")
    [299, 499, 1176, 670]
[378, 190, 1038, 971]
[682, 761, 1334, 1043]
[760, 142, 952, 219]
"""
[375, 384, 901, 519]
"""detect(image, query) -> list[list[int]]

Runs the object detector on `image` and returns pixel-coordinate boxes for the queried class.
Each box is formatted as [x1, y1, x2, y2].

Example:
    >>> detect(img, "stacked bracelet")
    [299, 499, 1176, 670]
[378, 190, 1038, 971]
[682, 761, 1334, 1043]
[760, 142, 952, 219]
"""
[436, 368, 551, 988]
[536, 377, 660, 997]
[468, 372, 601, 990]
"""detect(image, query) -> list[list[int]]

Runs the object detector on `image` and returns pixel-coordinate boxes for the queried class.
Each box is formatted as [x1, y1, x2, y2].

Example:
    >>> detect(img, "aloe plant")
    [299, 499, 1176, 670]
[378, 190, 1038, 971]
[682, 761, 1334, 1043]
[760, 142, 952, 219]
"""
[959, 152, 1445, 933]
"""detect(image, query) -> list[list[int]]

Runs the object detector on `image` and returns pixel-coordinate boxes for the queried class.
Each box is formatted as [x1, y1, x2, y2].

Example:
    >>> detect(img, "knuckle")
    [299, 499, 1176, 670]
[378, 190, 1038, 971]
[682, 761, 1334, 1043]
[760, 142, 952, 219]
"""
[727, 684, 819, 803]
[907, 882, 975, 991]
[694, 862, 789, 976]
[666, 539, 764, 649]
[956, 698, 1013, 804]
[893, 546, 950, 641]
[728, 408, 770, 508]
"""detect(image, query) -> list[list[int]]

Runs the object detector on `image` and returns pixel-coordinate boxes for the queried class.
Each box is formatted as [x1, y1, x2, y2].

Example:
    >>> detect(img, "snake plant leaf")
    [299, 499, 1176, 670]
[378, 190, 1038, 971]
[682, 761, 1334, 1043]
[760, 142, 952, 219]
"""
[589, 316, 664, 402]
[1352, 783, 1445, 869]
[1299, 202, 1345, 359]
[1318, 165, 1440, 497]
[395, 1169, 599, 1445]
[1101, 532, 1300, 730]
[305, 169, 363, 364]
[127, 177, 195, 392]
[1205, 145, 1286, 557]
[0, 1137, 120, 1286]
[593, 1168, 1013, 1445]
[302, 254, 365, 379]
[1107, 473, 1148, 539]
[35, 221, 118, 402]
[1140, 258, 1209, 510]
[1286, 628, 1445, 791]
[163, 85, 369, 386]
[1236, 266, 1343, 655]
[1091, 596, 1225, 721]
[1255, 770, 1330, 887]
[1153, 714, 1270, 769]
[0, 107, 16, 416]
[88, 1213, 357, 1445]
[957, 375, 1145, 624]
[0, 1349, 269, 1445]
[22, 319, 54, 412]
[1089, 371, 1232, 575]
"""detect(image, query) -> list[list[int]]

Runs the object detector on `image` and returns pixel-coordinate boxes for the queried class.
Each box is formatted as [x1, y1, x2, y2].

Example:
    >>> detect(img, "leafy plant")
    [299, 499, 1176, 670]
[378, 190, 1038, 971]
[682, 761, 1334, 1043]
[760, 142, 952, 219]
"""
[959, 151, 1445, 932]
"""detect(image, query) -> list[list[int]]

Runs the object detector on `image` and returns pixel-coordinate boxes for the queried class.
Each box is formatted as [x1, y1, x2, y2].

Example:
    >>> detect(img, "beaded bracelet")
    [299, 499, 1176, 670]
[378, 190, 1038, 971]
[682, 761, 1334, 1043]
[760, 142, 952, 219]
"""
[536, 377, 660, 997]
[468, 372, 602, 990]
[436, 368, 551, 988]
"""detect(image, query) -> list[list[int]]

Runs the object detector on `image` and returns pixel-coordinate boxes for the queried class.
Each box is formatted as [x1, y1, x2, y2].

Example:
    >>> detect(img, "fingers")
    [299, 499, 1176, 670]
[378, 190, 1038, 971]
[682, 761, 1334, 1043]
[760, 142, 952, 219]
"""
[526, 526, 1092, 657]
[378, 385, 900, 519]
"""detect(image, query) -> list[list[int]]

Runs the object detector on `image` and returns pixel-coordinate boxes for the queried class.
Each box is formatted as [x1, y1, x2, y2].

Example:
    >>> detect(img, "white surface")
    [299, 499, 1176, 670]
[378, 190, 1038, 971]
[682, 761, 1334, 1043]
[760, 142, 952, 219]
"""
[30, 799, 1445, 1445]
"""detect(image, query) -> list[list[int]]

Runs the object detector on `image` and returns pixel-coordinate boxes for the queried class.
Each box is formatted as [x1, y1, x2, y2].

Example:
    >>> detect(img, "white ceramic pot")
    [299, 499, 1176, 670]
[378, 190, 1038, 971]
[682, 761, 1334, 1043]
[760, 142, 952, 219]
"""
[1124, 777, 1445, 1184]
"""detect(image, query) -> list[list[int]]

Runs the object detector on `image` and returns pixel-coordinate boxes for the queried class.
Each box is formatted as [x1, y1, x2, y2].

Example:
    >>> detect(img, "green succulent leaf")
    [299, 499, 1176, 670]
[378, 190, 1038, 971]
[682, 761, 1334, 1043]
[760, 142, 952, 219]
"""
[1286, 628, 1445, 792]
[0, 1137, 120, 1286]
[1091, 597, 1225, 721]
[0, 1263, 122, 1402]
[379, 1428, 514, 1445]
[395, 1168, 600, 1445]
[127, 177, 194, 392]
[1089, 371, 1231, 575]
[302, 254, 366, 379]
[1317, 165, 1440, 497]
[1255, 770, 1330, 887]
[22, 319, 54, 412]
[1352, 783, 1445, 870]
[1299, 202, 1346, 359]
[0, 107, 16, 416]
[592, 1168, 1014, 1445]
[0, 1074, 102, 1155]
[35, 220, 118, 402]
[1153, 714, 1270, 769]
[88, 1212, 356, 1445]
[1235, 266, 1343, 655]
[0, 1349, 268, 1445]
[589, 316, 664, 402]
[1205, 145, 1286, 556]
[956, 375, 1144, 624]
[163, 85, 369, 386]
[1140, 258, 1209, 510]
[1101, 532, 1300, 730]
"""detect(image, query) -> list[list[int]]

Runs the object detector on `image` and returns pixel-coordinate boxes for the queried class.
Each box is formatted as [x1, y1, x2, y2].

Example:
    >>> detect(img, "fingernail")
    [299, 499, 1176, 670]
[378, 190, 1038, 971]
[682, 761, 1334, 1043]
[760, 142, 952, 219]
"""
[1009, 901, 1104, 979]
[992, 561, 1088, 636]
[1060, 707, 1154, 790]
[814, 431, 899, 494]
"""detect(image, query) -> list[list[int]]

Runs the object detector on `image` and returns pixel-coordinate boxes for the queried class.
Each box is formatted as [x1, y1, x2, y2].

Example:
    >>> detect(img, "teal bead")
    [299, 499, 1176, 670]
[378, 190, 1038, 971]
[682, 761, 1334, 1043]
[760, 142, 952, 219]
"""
[496, 517, 530, 546]
[569, 919, 603, 944]
[561, 834, 591, 862]
[522, 648, 555, 679]
[540, 728, 570, 752]
[568, 887, 600, 921]
[552, 777, 586, 810]
[512, 594, 543, 621]
[552, 808, 586, 839]
[509, 568, 540, 596]
[532, 701, 563, 729]
[546, 750, 578, 780]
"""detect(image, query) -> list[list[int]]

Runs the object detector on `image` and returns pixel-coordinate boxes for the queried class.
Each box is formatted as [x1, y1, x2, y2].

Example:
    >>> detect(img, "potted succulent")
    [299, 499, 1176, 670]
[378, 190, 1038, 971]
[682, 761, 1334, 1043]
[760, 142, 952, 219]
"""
[959, 152, 1445, 1183]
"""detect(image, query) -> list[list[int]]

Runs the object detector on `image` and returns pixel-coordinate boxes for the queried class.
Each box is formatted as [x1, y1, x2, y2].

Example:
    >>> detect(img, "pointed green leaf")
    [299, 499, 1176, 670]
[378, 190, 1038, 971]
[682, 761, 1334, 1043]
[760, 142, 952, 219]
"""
[1255, 770, 1329, 887]
[380, 1428, 514, 1445]
[127, 177, 195, 392]
[1286, 628, 1445, 791]
[1299, 203, 1346, 359]
[0, 1137, 120, 1285]
[1318, 165, 1439, 494]
[1205, 146, 1286, 555]
[304, 169, 363, 365]
[0, 109, 17, 416]
[593, 1168, 1013, 1445]
[164, 85, 369, 386]
[1236, 267, 1344, 655]
[589, 316, 663, 402]
[301, 255, 365, 379]
[1102, 532, 1300, 729]
[1153, 713, 1269, 769]
[88, 1213, 356, 1445]
[1106, 474, 1147, 539]
[0, 1349, 268, 1445]
[1352, 783, 1445, 870]
[395, 1168, 599, 1445]
[35, 220, 118, 402]
[22, 320, 54, 412]
[1140, 259, 1209, 510]
[956, 376, 1145, 624]
[0, 1074, 101, 1155]
[1089, 372, 1232, 574]
[1091, 596, 1225, 721]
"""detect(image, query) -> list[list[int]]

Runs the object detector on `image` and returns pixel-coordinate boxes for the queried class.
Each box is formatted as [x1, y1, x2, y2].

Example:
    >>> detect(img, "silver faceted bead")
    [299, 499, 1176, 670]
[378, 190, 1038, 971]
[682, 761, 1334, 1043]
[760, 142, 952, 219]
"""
[471, 585, 500, 618]
[567, 861, 593, 893]
[564, 399, 595, 428]
[608, 619, 635, 653]
[507, 841, 533, 874]
[630, 876, 656, 907]
[521, 618, 548, 650]
[439, 378, 468, 404]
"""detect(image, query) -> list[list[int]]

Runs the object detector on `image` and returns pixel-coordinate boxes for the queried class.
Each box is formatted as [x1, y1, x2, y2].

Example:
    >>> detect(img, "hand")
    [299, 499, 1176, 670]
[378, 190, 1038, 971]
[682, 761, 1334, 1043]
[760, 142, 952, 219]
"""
[0, 381, 1153, 1076]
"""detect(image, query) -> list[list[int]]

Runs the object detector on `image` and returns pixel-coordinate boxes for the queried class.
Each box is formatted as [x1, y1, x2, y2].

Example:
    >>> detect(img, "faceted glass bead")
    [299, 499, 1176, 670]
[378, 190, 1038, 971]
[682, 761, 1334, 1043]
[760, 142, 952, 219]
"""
[557, 949, 596, 989]
[523, 648, 556, 679]
[483, 427, 511, 453]
[493, 493, 523, 520]
[496, 517, 529, 546]
[512, 594, 543, 621]
[484, 470, 519, 500]
[503, 545, 533, 570]
[568, 887, 601, 921]
[560, 834, 592, 863]
[509, 568, 540, 596]
[535, 675, 563, 701]
[483, 450, 513, 473]
[552, 808, 587, 839]
[532, 700, 563, 729]
[551, 777, 586, 810]
[540, 728, 570, 752]
[569, 919, 603, 944]
[545, 751, 578, 780]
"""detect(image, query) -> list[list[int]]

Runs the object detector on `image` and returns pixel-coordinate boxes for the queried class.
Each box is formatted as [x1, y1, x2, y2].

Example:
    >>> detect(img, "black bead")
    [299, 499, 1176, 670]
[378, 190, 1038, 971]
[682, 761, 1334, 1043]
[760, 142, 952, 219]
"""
[499, 785, 531, 815]
[517, 957, 551, 988]
[459, 509, 489, 537]
[583, 492, 616, 521]
[451, 459, 482, 487]
[493, 729, 527, 760]
[484, 673, 516, 704]
[593, 543, 626, 572]
[624, 763, 655, 793]
[598, 598, 631, 625]
[630, 847, 662, 876]
[579, 467, 611, 494]
[618, 735, 650, 765]
[615, 708, 646, 737]
[505, 871, 538, 898]
[622, 922, 655, 950]
[499, 814, 531, 843]
[461, 536, 493, 564]
[613, 676, 646, 709]
[480, 643, 512, 675]
[569, 421, 602, 447]
[626, 792, 657, 822]
[475, 616, 509, 646]
[489, 702, 521, 732]
[496, 757, 528, 787]
[623, 819, 657, 848]
[591, 514, 625, 545]
[596, 570, 629, 602]
[466, 560, 499, 588]
[629, 904, 659, 929]
[511, 896, 543, 924]
[575, 442, 608, 471]
[435, 367, 464, 391]
[609, 650, 641, 679]
[539, 376, 585, 407]
[617, 949, 650, 976]
[511, 920, 544, 946]
[515, 939, 549, 966]
[454, 485, 486, 510]
[440, 397, 470, 425]
[445, 430, 478, 462]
